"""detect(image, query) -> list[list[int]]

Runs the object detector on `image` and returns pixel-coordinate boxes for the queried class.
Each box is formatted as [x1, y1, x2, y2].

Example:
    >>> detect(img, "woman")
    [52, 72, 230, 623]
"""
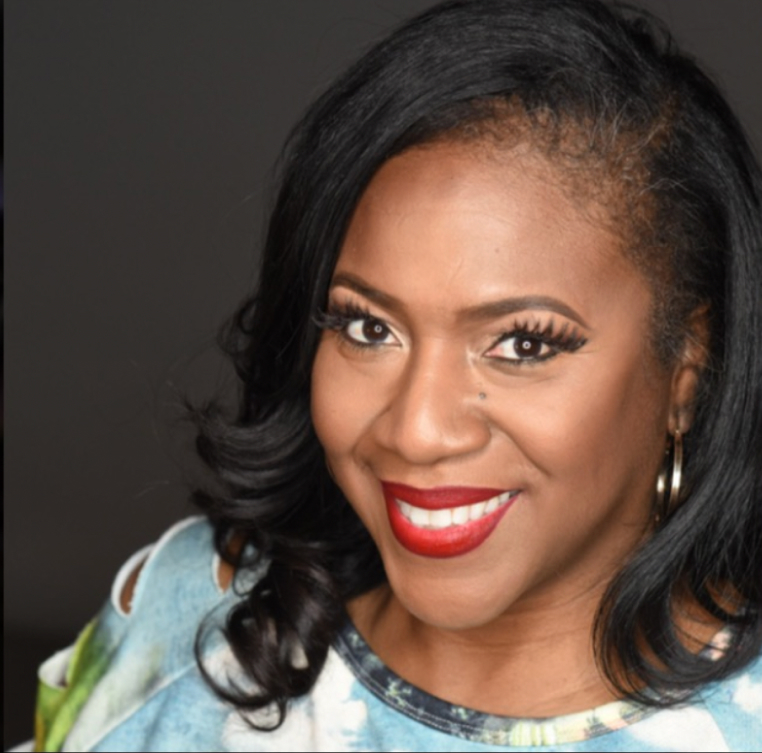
[34, 0, 761, 750]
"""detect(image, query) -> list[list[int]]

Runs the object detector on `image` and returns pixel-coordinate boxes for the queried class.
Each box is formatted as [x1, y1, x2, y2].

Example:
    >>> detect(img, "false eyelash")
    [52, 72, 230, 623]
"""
[313, 301, 374, 332]
[313, 301, 389, 352]
[499, 319, 588, 354]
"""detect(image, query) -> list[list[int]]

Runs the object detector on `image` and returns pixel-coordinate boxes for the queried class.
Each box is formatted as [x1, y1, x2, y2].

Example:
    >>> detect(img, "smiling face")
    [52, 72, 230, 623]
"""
[311, 141, 678, 632]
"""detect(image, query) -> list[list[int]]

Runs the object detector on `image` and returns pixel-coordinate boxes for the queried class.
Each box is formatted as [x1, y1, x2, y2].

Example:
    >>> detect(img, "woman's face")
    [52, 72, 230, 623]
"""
[311, 141, 678, 631]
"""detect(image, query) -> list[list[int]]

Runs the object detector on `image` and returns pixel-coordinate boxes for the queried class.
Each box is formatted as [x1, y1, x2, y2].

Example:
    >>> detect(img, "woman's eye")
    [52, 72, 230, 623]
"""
[486, 334, 553, 362]
[345, 317, 395, 346]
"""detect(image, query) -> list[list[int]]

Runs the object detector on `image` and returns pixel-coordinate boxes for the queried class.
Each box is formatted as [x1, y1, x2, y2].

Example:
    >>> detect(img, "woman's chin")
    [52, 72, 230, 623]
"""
[382, 567, 523, 634]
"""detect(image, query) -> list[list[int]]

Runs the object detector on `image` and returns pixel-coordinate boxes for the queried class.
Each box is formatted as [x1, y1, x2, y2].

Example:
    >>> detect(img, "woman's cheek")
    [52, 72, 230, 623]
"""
[311, 341, 374, 459]
[484, 360, 659, 493]
[311, 342, 345, 454]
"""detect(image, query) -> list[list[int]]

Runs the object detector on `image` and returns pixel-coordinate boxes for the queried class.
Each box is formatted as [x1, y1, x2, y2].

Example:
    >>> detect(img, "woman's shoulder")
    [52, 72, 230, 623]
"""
[612, 642, 762, 752]
[697, 644, 762, 751]
[34, 516, 248, 752]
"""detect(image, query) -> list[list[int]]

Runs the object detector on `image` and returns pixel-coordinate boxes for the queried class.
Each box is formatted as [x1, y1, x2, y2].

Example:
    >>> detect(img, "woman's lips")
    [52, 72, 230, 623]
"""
[381, 481, 519, 558]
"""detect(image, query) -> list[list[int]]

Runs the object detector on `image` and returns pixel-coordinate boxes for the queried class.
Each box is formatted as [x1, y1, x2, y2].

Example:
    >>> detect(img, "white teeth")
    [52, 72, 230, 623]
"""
[469, 501, 487, 521]
[410, 505, 430, 527]
[452, 506, 470, 525]
[395, 492, 516, 530]
[429, 508, 452, 528]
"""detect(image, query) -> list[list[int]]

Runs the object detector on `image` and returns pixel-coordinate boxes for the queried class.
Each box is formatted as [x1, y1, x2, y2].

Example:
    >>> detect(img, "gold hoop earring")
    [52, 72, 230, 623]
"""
[654, 431, 683, 525]
[669, 429, 683, 510]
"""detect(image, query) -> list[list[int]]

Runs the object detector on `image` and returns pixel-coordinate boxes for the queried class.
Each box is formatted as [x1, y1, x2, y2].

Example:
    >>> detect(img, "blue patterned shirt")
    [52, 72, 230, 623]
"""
[35, 517, 762, 752]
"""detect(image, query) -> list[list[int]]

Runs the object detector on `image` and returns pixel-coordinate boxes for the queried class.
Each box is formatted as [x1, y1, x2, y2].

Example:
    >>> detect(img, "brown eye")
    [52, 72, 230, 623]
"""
[485, 333, 553, 363]
[345, 316, 396, 346]
[513, 336, 544, 359]
[363, 319, 389, 342]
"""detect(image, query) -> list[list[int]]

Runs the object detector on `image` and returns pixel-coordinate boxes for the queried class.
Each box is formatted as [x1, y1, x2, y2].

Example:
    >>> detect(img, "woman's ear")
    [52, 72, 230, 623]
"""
[668, 305, 710, 435]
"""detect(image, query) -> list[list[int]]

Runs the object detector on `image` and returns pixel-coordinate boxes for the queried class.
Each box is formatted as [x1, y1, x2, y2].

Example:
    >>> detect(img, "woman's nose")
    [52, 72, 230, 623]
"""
[372, 341, 491, 465]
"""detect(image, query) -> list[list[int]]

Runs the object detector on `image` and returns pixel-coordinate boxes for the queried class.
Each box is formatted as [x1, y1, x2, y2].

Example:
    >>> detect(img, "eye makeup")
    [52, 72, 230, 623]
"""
[314, 300, 397, 350]
[315, 299, 588, 363]
[486, 319, 588, 365]
[314, 300, 372, 333]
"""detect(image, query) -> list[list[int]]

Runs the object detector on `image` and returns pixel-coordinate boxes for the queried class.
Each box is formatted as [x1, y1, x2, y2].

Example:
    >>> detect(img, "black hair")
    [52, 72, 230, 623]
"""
[192, 0, 762, 726]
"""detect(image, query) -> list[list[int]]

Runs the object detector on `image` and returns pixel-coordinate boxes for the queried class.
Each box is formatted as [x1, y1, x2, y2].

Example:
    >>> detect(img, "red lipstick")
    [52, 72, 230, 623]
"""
[381, 481, 518, 558]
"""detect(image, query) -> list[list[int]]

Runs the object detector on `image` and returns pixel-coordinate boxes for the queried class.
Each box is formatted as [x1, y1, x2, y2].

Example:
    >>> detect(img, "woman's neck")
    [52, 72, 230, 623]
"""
[346, 581, 725, 718]
[347, 582, 618, 718]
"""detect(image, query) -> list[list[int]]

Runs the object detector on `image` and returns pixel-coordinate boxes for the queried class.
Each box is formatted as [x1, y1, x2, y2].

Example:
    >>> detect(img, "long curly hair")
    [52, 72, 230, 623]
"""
[191, 0, 762, 727]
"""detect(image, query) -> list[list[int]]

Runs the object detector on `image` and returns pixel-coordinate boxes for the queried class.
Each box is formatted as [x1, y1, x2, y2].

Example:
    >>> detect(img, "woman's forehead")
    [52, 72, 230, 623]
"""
[334, 141, 642, 325]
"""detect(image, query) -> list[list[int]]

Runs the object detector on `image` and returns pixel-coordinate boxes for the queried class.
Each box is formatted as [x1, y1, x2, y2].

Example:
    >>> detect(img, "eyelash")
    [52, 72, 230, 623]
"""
[491, 321, 588, 363]
[314, 303, 588, 363]
[314, 302, 390, 352]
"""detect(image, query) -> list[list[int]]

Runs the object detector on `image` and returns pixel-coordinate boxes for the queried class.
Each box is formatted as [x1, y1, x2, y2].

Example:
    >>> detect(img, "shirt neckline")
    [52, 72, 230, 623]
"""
[334, 620, 659, 747]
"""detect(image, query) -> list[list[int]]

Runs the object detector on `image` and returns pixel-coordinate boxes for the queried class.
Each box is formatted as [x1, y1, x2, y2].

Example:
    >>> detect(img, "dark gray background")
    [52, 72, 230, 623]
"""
[5, 1, 761, 748]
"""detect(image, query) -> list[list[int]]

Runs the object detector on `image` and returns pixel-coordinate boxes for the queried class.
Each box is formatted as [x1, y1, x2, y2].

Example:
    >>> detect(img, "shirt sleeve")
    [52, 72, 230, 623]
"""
[35, 618, 110, 752]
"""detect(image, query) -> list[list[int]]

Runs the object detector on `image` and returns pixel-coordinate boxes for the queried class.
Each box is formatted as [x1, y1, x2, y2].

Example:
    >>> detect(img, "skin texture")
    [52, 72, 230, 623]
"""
[311, 141, 703, 717]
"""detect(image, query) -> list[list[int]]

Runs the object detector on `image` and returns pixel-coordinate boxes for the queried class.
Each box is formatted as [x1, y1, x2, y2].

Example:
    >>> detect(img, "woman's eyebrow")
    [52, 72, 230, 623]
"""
[460, 297, 590, 328]
[330, 273, 404, 314]
[330, 272, 589, 328]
